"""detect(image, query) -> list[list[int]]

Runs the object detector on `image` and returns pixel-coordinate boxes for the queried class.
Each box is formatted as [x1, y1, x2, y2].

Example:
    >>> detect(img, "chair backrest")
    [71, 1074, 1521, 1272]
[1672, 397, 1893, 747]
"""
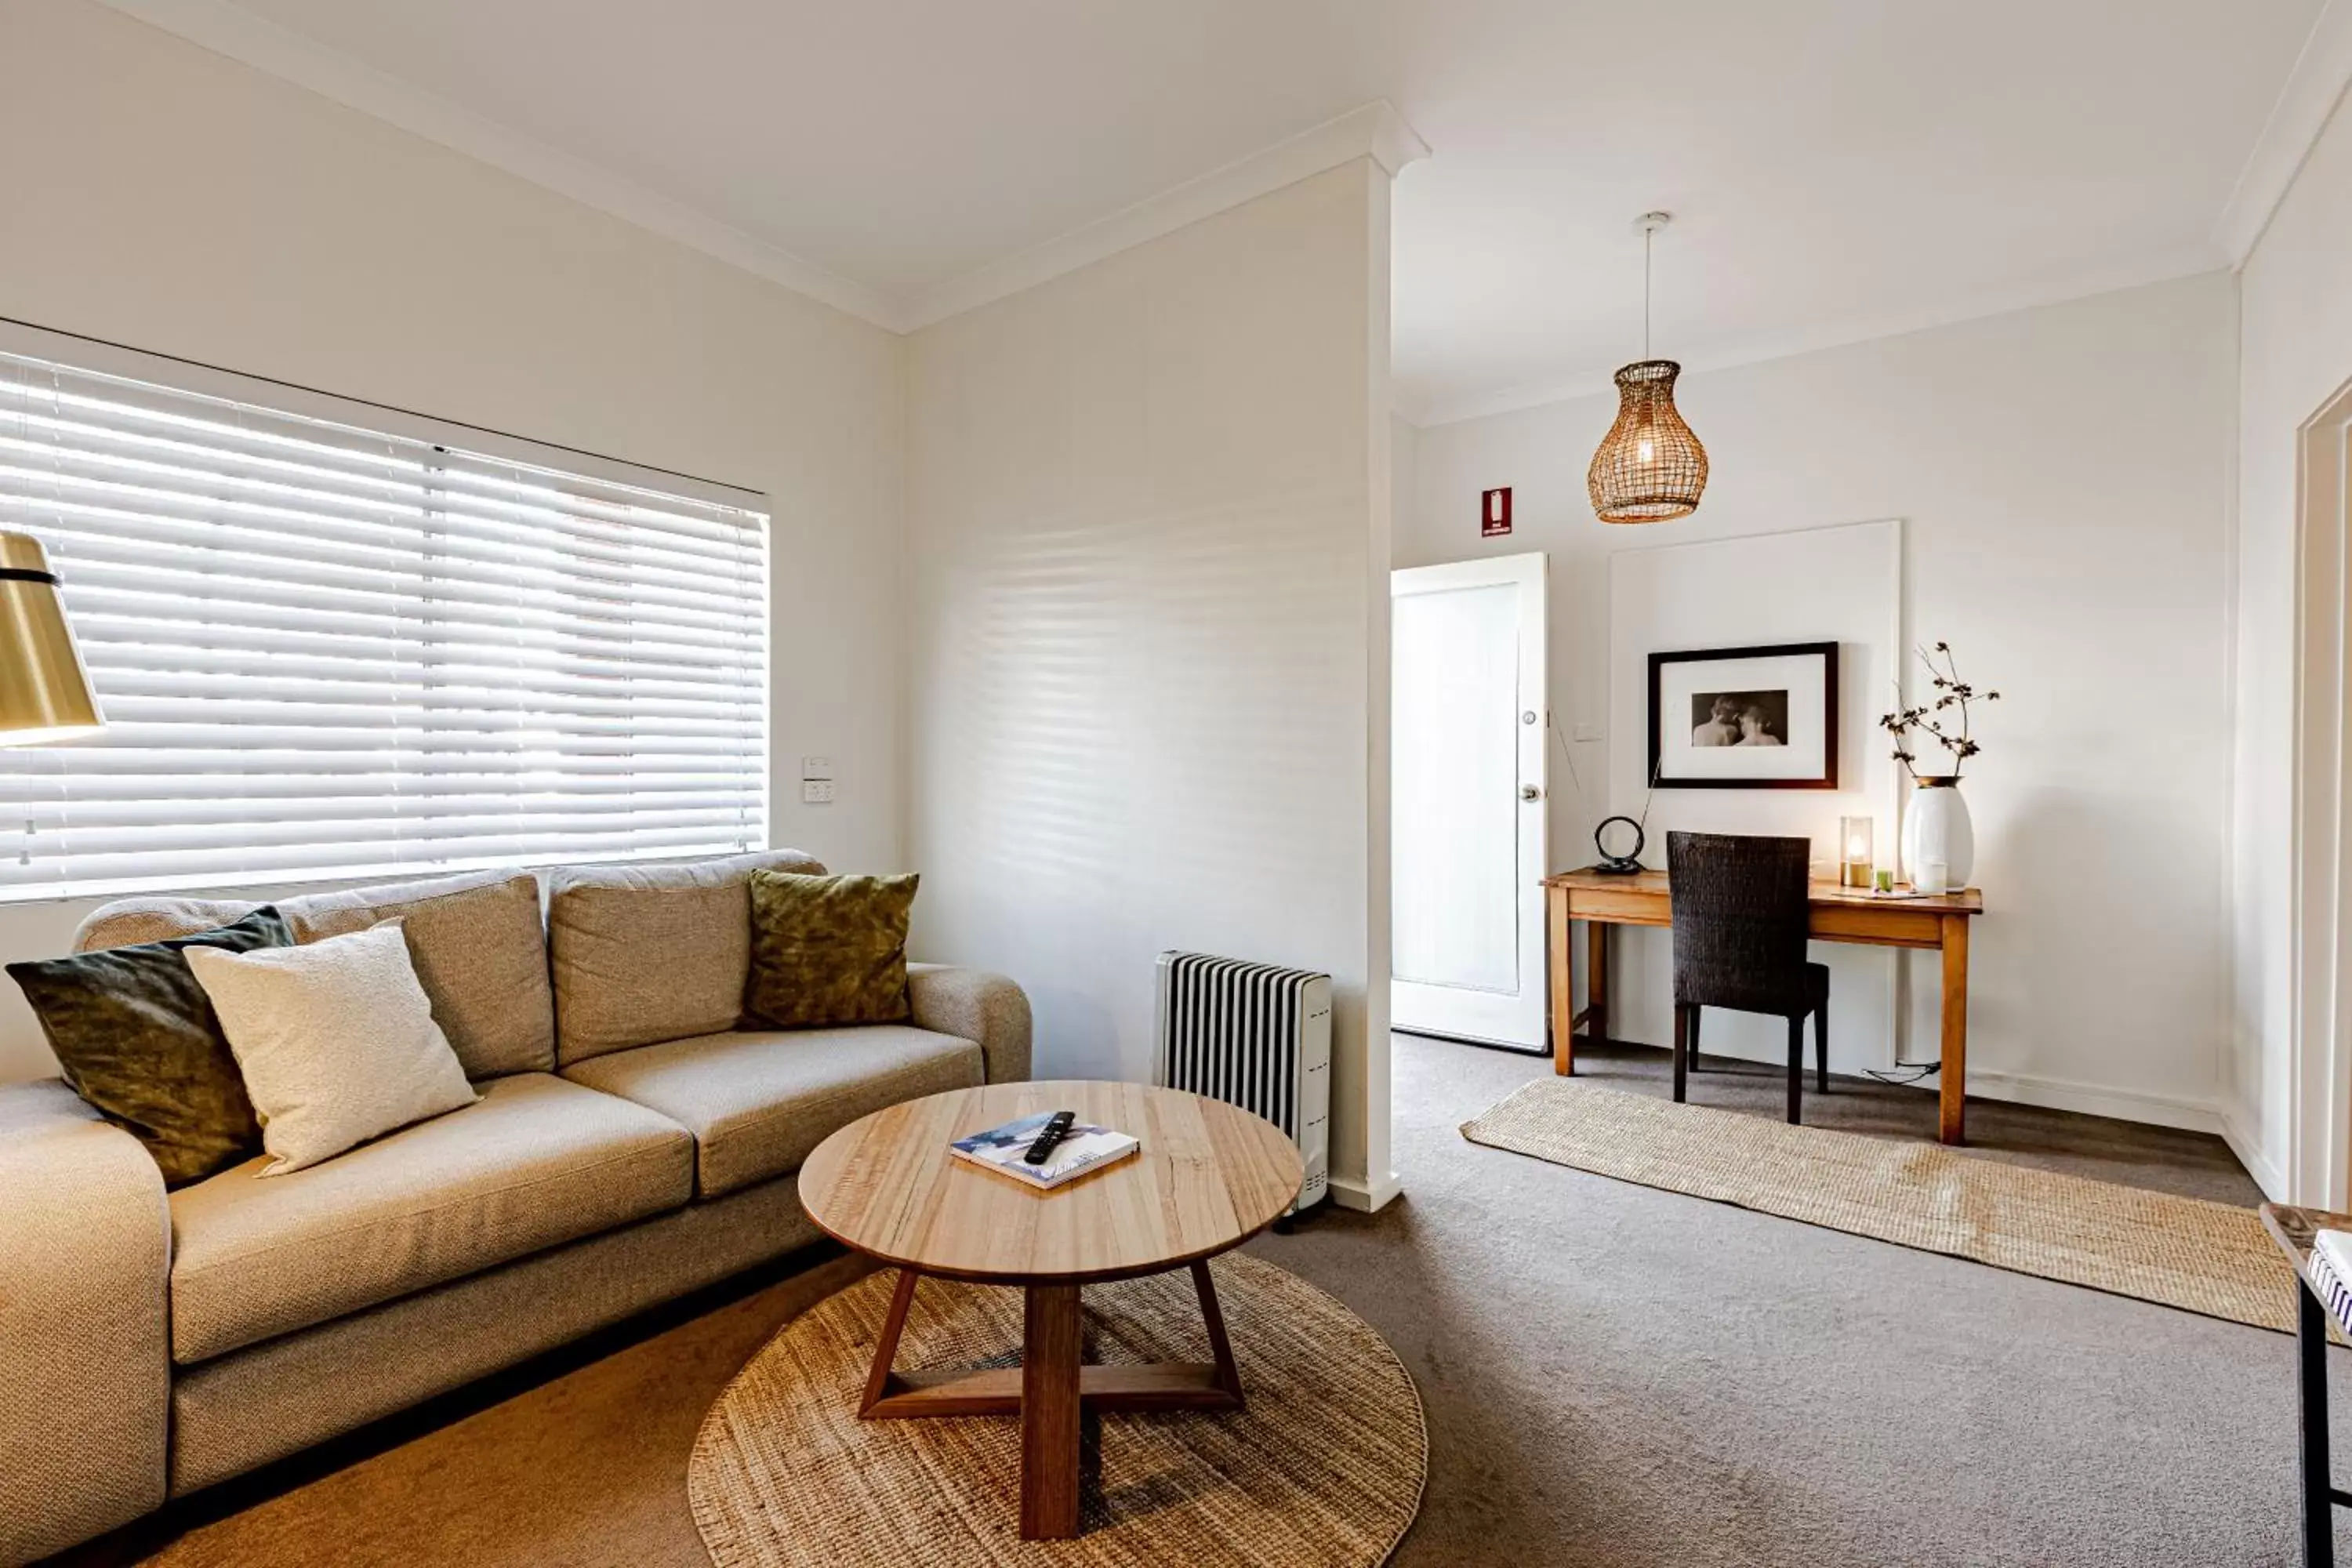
[1665, 831, 1814, 1015]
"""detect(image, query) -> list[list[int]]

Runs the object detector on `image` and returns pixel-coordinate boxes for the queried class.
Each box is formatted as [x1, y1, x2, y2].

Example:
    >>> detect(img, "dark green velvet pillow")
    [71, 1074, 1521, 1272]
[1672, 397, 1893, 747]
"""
[9, 906, 292, 1187]
[742, 872, 917, 1030]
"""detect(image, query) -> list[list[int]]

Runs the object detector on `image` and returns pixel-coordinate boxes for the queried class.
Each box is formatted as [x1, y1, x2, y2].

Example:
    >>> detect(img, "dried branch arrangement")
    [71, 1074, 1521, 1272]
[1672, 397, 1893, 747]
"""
[1878, 641, 1999, 782]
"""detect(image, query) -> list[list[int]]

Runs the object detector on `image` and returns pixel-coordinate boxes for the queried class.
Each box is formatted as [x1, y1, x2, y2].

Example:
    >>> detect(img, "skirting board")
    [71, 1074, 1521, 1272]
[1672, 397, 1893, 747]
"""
[1329, 1170, 1403, 1213]
[1680, 1044, 2221, 1137]
[1951, 1069, 2219, 1135]
[2221, 1109, 2289, 1203]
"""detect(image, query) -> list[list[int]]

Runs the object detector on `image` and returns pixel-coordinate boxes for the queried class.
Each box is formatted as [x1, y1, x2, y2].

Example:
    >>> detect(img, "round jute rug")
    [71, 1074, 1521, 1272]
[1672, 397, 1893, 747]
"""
[688, 1251, 1426, 1567]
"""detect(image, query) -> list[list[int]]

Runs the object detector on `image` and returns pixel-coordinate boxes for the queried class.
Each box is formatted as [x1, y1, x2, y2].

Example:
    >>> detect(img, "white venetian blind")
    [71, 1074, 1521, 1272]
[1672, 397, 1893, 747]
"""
[0, 347, 768, 901]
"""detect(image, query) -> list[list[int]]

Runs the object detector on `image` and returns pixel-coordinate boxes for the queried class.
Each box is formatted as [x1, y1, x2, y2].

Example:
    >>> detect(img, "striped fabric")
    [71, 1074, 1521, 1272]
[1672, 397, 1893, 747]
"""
[2310, 1231, 2352, 1334]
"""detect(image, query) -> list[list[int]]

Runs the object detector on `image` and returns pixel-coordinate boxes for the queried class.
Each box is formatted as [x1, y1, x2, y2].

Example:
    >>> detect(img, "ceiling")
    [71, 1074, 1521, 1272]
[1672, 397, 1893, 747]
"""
[108, 0, 2334, 423]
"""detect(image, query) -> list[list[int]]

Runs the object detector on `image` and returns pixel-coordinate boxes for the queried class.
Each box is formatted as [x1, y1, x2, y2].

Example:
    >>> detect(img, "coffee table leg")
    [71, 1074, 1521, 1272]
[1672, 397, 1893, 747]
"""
[858, 1268, 922, 1417]
[1021, 1283, 1083, 1541]
[1191, 1259, 1243, 1403]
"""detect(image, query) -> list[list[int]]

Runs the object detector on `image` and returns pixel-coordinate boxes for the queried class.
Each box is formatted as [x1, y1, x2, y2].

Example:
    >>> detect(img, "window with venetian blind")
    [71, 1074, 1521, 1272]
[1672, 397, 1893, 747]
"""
[0, 340, 769, 902]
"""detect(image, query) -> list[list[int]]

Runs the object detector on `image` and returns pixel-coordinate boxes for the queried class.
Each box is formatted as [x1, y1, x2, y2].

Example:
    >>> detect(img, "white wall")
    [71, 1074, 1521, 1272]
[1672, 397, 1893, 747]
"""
[904, 162, 1399, 1204]
[0, 0, 907, 1081]
[1403, 273, 2238, 1131]
[1598, 521, 1905, 1069]
[2231, 82, 2352, 1200]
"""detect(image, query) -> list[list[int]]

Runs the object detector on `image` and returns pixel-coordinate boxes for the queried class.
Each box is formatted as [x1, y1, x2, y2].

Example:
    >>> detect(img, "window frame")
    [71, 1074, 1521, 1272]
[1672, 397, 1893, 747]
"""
[0, 316, 775, 904]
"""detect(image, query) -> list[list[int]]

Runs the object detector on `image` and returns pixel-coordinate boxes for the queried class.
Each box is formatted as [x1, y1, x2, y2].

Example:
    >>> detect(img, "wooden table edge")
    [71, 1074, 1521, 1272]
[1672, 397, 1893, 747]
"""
[799, 1199, 1293, 1287]
[1541, 866, 1985, 916]
[2265, 1202, 2352, 1263]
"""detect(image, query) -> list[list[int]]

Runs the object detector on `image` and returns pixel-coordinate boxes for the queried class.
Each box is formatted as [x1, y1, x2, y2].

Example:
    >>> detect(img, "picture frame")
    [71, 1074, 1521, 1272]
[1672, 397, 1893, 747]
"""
[1646, 641, 1839, 789]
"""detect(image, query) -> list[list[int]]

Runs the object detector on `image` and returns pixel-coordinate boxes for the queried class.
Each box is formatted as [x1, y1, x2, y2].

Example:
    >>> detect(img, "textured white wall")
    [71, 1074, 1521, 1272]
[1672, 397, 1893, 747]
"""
[2233, 84, 2352, 1200]
[0, 0, 907, 1081]
[1597, 521, 1905, 1072]
[1403, 273, 2238, 1134]
[905, 162, 1397, 1202]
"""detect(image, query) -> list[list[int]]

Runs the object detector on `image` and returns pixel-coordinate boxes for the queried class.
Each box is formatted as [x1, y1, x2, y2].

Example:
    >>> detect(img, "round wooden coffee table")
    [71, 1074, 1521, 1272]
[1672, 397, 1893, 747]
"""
[797, 1079, 1305, 1541]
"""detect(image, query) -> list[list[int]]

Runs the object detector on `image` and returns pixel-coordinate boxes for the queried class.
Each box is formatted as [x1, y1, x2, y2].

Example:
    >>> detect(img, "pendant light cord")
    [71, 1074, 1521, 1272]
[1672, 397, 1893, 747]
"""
[1642, 225, 1653, 360]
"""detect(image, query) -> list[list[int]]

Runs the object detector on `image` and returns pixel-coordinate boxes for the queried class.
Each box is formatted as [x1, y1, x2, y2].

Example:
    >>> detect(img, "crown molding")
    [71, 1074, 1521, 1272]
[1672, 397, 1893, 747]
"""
[97, 0, 910, 328]
[1401, 245, 2227, 428]
[96, 1, 1428, 336]
[2216, 0, 2352, 266]
[899, 101, 1428, 330]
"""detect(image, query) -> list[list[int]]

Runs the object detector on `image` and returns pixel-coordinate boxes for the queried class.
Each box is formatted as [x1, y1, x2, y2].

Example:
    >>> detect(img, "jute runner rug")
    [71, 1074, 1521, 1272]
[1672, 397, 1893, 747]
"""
[690, 1252, 1426, 1567]
[1462, 1076, 2296, 1333]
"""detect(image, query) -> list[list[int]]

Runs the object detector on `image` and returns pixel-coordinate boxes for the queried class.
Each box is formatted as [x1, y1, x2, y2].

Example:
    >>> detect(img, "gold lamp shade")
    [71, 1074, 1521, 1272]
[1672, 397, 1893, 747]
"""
[0, 530, 102, 744]
[1587, 359, 1708, 524]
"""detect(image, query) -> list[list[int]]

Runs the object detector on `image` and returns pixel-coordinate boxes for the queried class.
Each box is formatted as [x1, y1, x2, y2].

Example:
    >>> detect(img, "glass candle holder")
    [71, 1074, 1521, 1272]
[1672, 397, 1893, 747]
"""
[1839, 815, 1874, 888]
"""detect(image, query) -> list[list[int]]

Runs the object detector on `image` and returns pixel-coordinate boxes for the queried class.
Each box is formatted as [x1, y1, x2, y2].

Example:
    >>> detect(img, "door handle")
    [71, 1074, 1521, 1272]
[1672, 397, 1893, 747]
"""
[1520, 785, 1541, 801]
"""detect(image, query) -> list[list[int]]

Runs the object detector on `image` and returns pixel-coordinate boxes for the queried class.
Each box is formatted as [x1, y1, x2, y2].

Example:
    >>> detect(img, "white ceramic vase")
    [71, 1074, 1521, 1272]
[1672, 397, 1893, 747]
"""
[1900, 777, 1974, 891]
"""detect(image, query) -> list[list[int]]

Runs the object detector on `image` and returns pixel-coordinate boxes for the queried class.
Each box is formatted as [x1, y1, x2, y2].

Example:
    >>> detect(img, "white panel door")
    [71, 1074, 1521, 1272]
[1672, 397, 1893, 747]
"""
[1389, 553, 1548, 1050]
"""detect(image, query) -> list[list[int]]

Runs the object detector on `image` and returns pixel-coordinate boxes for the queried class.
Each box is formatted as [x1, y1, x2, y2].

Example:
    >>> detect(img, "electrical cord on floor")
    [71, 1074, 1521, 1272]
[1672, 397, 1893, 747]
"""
[1864, 1062, 1942, 1086]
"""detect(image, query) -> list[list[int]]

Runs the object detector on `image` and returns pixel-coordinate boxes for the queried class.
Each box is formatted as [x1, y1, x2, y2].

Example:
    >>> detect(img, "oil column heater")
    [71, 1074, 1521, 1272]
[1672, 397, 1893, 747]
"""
[1152, 951, 1330, 1216]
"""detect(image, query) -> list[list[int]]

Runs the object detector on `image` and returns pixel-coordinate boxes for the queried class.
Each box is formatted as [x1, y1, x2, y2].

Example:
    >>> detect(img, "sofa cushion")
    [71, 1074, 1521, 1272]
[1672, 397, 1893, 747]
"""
[167, 1073, 691, 1363]
[74, 897, 267, 954]
[186, 921, 479, 1177]
[545, 849, 824, 1066]
[561, 1026, 982, 1198]
[275, 873, 554, 1079]
[742, 871, 918, 1030]
[75, 871, 557, 1080]
[13, 906, 290, 1187]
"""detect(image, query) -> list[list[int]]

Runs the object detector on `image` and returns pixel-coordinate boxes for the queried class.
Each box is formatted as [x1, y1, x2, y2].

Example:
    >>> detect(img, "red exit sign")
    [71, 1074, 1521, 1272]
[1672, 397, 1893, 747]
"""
[1481, 486, 1512, 537]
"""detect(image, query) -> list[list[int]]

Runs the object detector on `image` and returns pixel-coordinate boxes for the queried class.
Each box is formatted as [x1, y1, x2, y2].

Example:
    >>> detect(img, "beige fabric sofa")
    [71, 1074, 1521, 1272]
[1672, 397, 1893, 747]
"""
[0, 850, 1029, 1566]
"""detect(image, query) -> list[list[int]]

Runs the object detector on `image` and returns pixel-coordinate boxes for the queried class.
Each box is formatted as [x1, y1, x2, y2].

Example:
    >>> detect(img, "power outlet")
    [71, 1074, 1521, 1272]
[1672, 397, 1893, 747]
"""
[1573, 722, 1603, 742]
[800, 779, 836, 804]
[800, 755, 834, 780]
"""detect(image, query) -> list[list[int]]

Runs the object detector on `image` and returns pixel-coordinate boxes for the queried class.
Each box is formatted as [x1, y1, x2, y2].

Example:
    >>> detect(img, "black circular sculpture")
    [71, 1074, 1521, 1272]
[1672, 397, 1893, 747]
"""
[1593, 815, 1646, 875]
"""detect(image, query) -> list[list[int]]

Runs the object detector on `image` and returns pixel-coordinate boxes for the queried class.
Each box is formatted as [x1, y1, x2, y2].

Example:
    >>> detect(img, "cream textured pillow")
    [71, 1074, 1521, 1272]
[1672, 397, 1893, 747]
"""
[185, 919, 477, 1176]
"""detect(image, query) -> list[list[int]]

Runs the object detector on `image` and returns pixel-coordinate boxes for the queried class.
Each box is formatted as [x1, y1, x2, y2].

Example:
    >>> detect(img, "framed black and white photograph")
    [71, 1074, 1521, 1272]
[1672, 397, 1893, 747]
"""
[1647, 641, 1838, 789]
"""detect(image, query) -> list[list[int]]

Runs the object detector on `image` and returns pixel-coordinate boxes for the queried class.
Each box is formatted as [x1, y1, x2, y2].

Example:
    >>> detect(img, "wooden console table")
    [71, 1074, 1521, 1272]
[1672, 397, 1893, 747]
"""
[1543, 868, 1986, 1145]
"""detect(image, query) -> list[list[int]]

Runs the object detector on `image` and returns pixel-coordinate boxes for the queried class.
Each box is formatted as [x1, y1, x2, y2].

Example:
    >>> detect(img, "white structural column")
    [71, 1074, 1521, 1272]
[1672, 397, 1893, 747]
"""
[906, 111, 1426, 1216]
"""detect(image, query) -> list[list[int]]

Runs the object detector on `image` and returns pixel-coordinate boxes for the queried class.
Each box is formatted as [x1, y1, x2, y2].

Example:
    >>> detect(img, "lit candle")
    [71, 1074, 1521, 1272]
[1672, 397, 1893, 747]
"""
[1838, 815, 1873, 888]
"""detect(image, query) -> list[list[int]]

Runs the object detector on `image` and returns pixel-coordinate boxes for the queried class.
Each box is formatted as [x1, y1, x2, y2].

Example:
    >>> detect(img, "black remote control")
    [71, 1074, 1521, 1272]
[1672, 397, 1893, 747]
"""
[1024, 1110, 1076, 1165]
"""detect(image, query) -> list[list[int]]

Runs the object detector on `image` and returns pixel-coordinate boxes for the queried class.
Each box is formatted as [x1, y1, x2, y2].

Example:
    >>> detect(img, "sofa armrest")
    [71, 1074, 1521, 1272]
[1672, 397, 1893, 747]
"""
[0, 1080, 170, 1563]
[907, 965, 1032, 1085]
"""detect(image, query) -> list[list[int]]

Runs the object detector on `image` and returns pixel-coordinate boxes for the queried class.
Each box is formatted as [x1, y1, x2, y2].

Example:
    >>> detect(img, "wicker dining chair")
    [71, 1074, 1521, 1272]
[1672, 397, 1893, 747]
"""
[1664, 830, 1830, 1124]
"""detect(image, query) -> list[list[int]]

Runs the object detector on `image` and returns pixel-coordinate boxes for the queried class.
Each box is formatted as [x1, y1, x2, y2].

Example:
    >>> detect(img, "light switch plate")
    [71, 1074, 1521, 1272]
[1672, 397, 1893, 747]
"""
[1573, 723, 1603, 742]
[800, 755, 834, 780]
[800, 779, 835, 804]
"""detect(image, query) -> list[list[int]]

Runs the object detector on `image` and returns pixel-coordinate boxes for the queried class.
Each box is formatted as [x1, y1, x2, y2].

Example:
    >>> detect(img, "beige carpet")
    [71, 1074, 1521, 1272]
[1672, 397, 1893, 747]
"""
[1462, 1076, 2296, 1333]
[689, 1253, 1426, 1567]
[64, 1038, 2334, 1567]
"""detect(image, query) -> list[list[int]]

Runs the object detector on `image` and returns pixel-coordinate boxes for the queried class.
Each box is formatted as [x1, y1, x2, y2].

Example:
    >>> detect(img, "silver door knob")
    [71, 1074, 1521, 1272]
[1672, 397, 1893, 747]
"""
[1520, 784, 1541, 801]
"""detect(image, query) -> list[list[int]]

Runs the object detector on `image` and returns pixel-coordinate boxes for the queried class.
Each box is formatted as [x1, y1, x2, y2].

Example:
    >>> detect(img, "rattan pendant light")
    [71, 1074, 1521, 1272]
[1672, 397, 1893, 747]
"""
[1588, 212, 1708, 524]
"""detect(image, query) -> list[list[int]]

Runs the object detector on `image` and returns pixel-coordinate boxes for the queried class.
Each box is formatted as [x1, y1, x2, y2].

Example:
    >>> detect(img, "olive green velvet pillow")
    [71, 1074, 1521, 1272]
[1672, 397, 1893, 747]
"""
[8, 906, 292, 1187]
[742, 872, 918, 1030]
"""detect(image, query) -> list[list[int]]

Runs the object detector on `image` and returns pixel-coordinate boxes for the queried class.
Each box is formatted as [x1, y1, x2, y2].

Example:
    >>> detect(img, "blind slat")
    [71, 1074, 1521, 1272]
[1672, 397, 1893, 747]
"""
[0, 348, 769, 902]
